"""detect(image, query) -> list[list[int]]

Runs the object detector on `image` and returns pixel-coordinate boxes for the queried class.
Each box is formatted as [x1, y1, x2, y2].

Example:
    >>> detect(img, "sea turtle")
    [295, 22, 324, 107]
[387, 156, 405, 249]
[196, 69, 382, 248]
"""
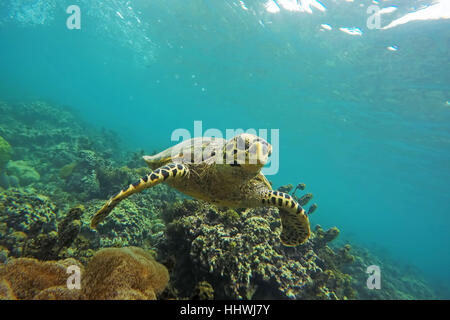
[91, 133, 314, 246]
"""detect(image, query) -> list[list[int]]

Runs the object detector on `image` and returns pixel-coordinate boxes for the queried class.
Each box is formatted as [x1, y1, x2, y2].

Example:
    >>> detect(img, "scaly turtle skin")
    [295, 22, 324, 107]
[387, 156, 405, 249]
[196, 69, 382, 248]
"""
[91, 133, 314, 246]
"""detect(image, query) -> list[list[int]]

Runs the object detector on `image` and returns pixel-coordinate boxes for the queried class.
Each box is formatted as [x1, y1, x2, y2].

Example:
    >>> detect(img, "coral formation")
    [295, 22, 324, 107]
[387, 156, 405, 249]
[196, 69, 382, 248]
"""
[0, 247, 169, 300]
[0, 172, 20, 189]
[297, 193, 314, 206]
[0, 257, 83, 300]
[313, 225, 340, 250]
[159, 199, 355, 299]
[82, 183, 176, 249]
[23, 205, 84, 260]
[0, 246, 9, 263]
[56, 206, 83, 253]
[0, 279, 16, 300]
[191, 281, 214, 300]
[81, 247, 169, 300]
[277, 184, 293, 193]
[292, 183, 306, 195]
[0, 189, 57, 257]
[307, 203, 318, 215]
[5, 160, 40, 186]
[0, 190, 86, 261]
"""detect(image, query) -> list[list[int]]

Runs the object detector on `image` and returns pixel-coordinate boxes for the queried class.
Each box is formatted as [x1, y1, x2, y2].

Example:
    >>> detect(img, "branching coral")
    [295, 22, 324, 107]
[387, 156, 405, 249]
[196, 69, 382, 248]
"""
[313, 225, 340, 250]
[277, 184, 293, 193]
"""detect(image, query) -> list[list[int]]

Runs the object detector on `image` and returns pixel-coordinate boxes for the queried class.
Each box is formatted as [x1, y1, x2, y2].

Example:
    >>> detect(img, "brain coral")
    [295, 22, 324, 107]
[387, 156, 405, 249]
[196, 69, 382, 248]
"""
[81, 246, 169, 300]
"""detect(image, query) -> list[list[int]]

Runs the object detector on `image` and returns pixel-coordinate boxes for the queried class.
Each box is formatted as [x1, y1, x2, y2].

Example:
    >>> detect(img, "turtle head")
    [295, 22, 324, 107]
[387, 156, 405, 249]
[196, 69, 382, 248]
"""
[222, 133, 272, 175]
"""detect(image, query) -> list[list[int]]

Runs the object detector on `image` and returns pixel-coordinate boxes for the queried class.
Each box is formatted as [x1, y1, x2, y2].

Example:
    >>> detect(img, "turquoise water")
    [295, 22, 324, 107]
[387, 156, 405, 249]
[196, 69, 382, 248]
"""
[0, 0, 449, 295]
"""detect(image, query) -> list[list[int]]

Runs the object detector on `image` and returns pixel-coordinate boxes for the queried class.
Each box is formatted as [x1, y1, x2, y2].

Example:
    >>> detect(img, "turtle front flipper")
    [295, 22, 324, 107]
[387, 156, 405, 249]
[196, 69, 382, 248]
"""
[90, 163, 189, 229]
[262, 191, 311, 246]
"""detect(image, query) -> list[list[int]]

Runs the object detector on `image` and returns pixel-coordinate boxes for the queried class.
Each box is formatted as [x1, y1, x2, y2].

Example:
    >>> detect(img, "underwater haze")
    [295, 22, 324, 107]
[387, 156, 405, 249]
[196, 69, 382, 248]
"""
[0, 0, 449, 299]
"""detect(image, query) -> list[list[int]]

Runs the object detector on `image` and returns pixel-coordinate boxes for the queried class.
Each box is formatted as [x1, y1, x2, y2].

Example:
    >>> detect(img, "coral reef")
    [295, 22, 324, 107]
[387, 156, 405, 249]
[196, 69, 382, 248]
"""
[0, 189, 57, 257]
[0, 100, 126, 205]
[0, 100, 443, 300]
[81, 183, 178, 249]
[339, 244, 438, 300]
[0, 190, 86, 261]
[0, 185, 178, 264]
[159, 199, 356, 299]
[23, 205, 85, 260]
[0, 247, 168, 300]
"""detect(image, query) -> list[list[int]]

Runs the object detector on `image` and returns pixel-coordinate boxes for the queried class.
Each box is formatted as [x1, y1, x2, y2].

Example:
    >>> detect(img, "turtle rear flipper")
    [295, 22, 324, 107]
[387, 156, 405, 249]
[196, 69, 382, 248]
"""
[262, 190, 311, 246]
[90, 163, 189, 229]
[279, 208, 310, 246]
